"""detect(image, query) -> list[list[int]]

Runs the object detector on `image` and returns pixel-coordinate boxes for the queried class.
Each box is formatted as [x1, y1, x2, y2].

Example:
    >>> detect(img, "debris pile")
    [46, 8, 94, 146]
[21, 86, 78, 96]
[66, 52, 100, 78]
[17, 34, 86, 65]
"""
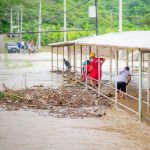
[0, 85, 112, 118]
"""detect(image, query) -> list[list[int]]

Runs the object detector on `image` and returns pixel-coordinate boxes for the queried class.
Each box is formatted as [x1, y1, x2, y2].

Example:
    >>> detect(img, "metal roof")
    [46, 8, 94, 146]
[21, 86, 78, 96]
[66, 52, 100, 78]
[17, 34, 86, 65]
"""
[49, 31, 150, 50]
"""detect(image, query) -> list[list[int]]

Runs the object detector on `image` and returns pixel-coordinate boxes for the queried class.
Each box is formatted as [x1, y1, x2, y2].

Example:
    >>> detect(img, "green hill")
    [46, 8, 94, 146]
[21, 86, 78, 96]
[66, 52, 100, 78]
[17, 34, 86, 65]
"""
[0, 0, 150, 45]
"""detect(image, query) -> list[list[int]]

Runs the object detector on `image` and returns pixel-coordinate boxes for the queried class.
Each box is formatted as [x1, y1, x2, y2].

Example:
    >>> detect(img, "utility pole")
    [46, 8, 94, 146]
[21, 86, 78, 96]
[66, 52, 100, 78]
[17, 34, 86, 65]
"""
[110, 11, 113, 31]
[95, 0, 98, 35]
[37, 0, 41, 49]
[10, 9, 13, 38]
[64, 0, 68, 57]
[17, 8, 20, 39]
[20, 7, 23, 41]
[10, 7, 22, 39]
[64, 0, 67, 42]
[119, 0, 122, 32]
[119, 0, 124, 58]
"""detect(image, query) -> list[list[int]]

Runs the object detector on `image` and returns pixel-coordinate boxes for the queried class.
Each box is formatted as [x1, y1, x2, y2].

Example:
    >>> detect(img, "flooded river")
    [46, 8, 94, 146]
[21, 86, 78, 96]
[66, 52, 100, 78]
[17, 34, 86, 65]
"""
[0, 53, 150, 150]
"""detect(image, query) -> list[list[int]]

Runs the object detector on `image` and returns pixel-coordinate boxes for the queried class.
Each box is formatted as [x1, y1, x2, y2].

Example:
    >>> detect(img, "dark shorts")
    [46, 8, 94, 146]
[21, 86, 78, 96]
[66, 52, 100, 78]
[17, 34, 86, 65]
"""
[117, 82, 126, 93]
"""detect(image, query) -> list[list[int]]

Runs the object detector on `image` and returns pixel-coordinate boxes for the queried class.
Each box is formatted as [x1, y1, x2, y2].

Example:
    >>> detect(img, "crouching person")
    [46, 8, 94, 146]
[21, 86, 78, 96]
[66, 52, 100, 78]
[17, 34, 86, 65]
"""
[117, 66, 131, 99]
[64, 59, 71, 71]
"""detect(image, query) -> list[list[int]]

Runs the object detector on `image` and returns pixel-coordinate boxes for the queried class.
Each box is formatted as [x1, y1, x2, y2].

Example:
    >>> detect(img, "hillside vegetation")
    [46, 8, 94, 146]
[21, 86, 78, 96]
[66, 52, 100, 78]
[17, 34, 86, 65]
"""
[0, 0, 150, 45]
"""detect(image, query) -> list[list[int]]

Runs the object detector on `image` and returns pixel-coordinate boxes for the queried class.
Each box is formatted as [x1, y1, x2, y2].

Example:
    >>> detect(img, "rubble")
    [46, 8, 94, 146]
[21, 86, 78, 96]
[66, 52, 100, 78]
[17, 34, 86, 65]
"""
[0, 84, 112, 118]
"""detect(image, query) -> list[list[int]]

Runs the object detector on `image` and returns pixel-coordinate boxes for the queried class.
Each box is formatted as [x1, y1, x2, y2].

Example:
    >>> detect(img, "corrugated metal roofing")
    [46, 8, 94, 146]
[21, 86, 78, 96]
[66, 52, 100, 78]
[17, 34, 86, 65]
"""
[49, 31, 150, 50]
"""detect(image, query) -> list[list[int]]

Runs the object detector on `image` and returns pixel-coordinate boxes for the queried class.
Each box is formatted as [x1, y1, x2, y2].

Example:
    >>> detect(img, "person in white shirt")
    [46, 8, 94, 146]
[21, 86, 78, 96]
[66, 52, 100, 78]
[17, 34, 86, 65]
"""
[117, 66, 131, 99]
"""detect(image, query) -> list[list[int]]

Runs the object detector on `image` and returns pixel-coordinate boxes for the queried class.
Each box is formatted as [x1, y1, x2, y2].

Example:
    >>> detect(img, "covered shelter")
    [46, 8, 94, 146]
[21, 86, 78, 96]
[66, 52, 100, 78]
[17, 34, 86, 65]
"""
[49, 31, 150, 122]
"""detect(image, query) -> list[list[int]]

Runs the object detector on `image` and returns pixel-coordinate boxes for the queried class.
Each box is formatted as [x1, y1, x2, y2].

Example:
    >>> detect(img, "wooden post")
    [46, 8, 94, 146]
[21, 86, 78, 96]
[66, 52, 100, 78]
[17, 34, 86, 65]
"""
[57, 46, 58, 70]
[115, 50, 118, 108]
[142, 53, 145, 72]
[117, 51, 118, 74]
[73, 44, 75, 73]
[81, 45, 83, 74]
[51, 47, 53, 71]
[98, 47, 101, 94]
[73, 44, 76, 80]
[126, 49, 129, 67]
[68, 45, 71, 69]
[85, 46, 88, 91]
[89, 46, 91, 54]
[109, 47, 112, 94]
[67, 45, 69, 61]
[63, 46, 64, 74]
[68, 46, 71, 80]
[138, 49, 142, 121]
[126, 49, 129, 96]
[147, 53, 150, 110]
[132, 49, 134, 75]
[96, 46, 98, 57]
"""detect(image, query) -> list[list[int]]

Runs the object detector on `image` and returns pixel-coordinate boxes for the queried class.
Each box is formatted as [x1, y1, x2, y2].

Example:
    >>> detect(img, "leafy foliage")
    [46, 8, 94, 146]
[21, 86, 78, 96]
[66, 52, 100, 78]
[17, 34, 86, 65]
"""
[0, 0, 150, 45]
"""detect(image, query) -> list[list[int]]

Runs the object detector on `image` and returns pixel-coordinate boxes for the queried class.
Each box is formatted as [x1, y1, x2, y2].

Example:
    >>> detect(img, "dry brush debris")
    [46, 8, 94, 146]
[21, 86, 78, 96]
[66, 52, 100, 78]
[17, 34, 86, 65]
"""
[0, 84, 112, 118]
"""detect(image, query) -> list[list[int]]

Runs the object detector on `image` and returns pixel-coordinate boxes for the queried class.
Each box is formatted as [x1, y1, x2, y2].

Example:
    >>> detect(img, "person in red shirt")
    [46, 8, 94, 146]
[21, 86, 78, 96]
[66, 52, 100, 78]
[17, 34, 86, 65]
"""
[88, 52, 105, 87]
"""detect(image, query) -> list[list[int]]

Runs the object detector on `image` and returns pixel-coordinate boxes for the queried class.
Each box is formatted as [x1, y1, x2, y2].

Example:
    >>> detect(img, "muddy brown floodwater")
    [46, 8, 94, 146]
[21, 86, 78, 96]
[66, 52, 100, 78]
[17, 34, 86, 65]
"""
[0, 53, 150, 150]
[0, 109, 150, 150]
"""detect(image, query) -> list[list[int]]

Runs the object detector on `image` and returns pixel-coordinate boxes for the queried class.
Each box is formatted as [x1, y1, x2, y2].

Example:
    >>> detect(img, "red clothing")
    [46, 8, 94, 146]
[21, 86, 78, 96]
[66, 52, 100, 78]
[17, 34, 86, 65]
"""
[90, 57, 105, 80]
[82, 64, 91, 81]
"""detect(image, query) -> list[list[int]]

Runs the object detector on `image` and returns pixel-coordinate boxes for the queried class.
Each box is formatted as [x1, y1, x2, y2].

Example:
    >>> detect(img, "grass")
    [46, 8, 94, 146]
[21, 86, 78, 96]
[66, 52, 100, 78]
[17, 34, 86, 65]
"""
[0, 91, 24, 102]
[0, 92, 5, 101]
[38, 46, 50, 52]
[4, 37, 18, 43]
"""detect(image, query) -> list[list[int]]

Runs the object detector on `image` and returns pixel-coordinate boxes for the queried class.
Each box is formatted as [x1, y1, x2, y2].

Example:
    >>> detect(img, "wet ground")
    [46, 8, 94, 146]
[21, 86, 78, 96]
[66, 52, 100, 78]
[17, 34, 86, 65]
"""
[0, 52, 150, 150]
[0, 53, 63, 89]
[0, 109, 150, 150]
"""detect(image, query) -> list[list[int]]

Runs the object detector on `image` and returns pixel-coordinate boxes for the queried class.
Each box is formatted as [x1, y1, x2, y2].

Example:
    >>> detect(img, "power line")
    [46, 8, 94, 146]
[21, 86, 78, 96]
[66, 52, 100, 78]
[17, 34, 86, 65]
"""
[9, 29, 95, 35]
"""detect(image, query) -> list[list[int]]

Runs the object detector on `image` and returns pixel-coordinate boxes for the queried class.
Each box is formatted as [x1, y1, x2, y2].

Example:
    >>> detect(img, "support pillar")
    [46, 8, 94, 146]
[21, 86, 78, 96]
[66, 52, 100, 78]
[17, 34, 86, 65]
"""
[138, 49, 142, 121]
[63, 46, 64, 74]
[85, 46, 88, 91]
[51, 47, 53, 71]
[115, 50, 118, 108]
[57, 47, 58, 70]
[109, 47, 112, 94]
[80, 45, 83, 74]
[98, 47, 101, 94]
[147, 53, 150, 110]
[132, 50, 134, 75]
[126, 49, 129, 67]
[89, 46, 91, 54]
[81, 45, 83, 74]
[73, 45, 76, 73]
